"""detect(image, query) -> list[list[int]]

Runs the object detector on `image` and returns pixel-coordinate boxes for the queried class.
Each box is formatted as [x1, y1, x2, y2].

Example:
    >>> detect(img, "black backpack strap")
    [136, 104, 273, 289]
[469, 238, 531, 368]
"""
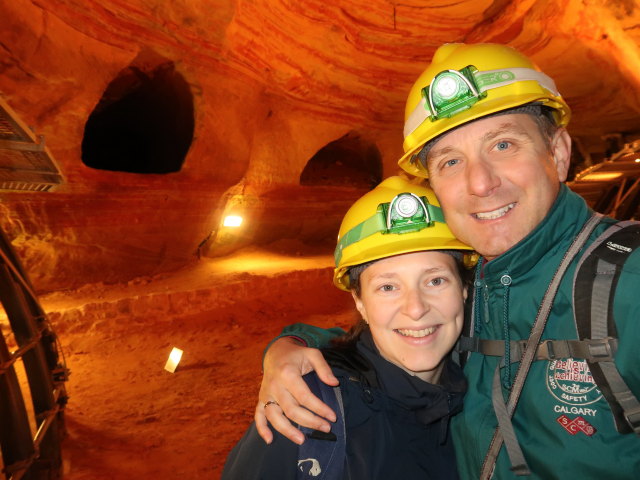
[573, 220, 640, 435]
[455, 284, 477, 368]
[297, 372, 346, 479]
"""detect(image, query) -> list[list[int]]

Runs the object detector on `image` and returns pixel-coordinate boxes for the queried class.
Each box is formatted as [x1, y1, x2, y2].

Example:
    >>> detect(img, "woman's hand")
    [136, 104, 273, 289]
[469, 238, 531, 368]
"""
[255, 337, 339, 445]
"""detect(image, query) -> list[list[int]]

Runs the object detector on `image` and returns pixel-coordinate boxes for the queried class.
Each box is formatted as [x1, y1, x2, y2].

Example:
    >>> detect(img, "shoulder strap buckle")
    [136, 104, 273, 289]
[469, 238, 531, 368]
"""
[625, 406, 640, 435]
[586, 337, 618, 361]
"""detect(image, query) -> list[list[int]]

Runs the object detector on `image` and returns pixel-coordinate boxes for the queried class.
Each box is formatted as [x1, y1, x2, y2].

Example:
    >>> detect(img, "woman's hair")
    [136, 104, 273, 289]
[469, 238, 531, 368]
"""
[331, 251, 472, 349]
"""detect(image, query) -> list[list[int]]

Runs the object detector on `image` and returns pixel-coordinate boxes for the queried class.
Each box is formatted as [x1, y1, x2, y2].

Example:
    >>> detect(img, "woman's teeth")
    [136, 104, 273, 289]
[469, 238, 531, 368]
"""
[396, 326, 437, 338]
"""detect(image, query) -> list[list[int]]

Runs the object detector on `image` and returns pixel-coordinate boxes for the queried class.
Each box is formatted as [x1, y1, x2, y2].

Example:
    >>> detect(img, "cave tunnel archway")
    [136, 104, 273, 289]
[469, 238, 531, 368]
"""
[81, 61, 194, 174]
[300, 131, 383, 189]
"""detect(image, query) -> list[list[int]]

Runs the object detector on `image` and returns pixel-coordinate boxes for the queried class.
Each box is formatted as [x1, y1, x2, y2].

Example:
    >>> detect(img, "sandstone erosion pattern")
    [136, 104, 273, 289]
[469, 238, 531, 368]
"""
[1, 1, 640, 478]
[2, 0, 640, 291]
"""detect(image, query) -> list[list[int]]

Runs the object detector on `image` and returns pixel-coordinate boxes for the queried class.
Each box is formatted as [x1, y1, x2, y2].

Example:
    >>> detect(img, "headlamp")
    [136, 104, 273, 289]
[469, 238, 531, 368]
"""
[334, 192, 445, 265]
[382, 193, 430, 234]
[423, 66, 486, 121]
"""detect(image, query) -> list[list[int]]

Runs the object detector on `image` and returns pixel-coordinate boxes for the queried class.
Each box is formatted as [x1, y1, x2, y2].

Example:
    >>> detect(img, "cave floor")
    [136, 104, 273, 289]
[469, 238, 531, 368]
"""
[40, 247, 354, 479]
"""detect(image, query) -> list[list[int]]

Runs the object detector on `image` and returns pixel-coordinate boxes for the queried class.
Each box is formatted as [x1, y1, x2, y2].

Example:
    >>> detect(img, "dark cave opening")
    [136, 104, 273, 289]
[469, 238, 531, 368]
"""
[300, 131, 382, 189]
[81, 62, 194, 174]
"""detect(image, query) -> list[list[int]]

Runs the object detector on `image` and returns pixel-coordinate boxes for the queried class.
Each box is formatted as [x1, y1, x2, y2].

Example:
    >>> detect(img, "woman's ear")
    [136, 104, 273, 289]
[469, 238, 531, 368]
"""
[351, 291, 368, 324]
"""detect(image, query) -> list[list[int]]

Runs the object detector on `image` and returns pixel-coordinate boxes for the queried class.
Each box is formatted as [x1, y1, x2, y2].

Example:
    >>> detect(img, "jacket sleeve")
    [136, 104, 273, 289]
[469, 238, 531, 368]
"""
[221, 422, 298, 480]
[263, 323, 346, 360]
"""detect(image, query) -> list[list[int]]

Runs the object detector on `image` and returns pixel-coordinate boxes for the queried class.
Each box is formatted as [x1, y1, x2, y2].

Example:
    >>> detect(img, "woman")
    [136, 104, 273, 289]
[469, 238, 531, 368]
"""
[222, 176, 474, 479]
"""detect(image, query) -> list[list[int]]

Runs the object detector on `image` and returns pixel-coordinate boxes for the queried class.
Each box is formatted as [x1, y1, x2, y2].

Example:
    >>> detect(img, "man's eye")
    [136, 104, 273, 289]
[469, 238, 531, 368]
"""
[444, 158, 459, 168]
[496, 141, 511, 151]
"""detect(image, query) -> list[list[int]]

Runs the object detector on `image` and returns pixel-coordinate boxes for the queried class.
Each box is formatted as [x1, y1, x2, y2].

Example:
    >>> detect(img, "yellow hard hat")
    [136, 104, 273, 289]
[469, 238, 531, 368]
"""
[398, 43, 571, 178]
[333, 176, 474, 291]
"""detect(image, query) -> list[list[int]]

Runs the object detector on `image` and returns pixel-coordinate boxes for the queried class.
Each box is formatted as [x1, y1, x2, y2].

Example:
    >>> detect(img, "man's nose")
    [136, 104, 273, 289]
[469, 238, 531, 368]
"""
[402, 288, 429, 320]
[466, 156, 501, 196]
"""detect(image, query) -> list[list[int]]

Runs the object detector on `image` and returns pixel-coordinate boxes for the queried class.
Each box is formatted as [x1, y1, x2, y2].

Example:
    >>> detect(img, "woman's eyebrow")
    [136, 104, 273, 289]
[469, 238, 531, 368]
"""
[371, 266, 446, 279]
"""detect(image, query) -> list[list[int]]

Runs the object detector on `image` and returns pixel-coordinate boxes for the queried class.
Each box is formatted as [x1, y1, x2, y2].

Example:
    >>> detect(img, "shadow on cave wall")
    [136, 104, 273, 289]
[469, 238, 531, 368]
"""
[300, 131, 382, 189]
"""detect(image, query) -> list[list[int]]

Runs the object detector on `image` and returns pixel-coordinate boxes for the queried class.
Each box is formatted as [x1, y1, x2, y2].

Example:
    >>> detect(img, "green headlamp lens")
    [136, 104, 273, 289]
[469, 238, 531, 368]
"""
[422, 65, 486, 121]
[381, 193, 431, 234]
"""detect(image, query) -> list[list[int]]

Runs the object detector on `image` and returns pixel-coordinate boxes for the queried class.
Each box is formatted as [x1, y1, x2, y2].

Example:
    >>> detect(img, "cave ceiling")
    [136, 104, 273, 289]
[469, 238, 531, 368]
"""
[2, 0, 640, 170]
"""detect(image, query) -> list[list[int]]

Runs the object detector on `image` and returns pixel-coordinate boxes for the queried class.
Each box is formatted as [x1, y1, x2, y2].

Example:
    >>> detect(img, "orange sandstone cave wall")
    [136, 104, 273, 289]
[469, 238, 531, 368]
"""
[0, 0, 402, 293]
[5, 0, 640, 293]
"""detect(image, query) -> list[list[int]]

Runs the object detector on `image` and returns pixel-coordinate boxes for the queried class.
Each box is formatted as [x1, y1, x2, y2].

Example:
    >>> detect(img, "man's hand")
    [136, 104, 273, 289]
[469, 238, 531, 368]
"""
[255, 336, 339, 445]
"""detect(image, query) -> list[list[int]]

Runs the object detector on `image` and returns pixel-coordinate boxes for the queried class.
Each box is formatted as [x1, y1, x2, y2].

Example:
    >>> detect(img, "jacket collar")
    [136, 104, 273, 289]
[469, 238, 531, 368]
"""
[481, 184, 592, 282]
[356, 330, 466, 425]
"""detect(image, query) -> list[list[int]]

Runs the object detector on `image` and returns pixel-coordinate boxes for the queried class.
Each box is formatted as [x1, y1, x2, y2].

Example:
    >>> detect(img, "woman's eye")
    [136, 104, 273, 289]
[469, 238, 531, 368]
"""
[380, 284, 395, 292]
[496, 141, 510, 151]
[428, 277, 444, 287]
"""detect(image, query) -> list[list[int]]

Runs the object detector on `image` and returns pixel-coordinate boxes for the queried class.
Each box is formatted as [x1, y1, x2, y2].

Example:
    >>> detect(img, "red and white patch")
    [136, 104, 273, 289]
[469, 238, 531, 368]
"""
[557, 415, 596, 436]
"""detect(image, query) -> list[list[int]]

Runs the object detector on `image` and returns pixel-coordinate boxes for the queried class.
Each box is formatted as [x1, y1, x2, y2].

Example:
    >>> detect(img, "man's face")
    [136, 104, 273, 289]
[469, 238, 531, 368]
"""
[426, 113, 571, 260]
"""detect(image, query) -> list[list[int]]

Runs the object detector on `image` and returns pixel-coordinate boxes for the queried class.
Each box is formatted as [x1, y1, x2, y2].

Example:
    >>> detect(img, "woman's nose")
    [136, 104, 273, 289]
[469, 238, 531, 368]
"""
[402, 288, 429, 320]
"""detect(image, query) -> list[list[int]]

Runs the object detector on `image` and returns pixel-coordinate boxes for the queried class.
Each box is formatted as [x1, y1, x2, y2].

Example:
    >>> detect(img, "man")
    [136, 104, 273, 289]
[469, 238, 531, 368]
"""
[254, 43, 640, 478]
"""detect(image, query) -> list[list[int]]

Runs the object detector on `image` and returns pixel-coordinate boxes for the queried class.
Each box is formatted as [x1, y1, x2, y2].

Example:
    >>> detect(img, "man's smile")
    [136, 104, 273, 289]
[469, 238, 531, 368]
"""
[473, 202, 516, 220]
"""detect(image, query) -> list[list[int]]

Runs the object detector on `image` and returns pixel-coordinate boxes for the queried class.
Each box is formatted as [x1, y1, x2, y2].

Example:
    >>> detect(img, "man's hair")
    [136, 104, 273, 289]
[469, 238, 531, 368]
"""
[530, 106, 558, 150]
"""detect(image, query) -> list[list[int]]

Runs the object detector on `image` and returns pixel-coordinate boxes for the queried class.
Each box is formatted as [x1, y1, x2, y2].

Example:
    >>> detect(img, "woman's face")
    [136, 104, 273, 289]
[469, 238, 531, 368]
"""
[353, 251, 467, 383]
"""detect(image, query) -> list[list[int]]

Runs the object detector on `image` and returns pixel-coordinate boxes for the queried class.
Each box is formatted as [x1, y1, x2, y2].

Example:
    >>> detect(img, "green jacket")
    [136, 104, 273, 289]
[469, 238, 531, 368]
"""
[278, 185, 640, 479]
[453, 184, 640, 479]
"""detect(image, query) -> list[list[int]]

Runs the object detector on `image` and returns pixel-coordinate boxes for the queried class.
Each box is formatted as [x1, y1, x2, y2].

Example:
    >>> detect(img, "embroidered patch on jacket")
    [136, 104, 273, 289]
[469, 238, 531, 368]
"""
[557, 415, 597, 436]
[546, 357, 603, 435]
[546, 358, 603, 406]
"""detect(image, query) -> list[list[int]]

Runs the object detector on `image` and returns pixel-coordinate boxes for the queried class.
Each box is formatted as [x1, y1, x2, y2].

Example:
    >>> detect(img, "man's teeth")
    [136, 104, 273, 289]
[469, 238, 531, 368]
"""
[475, 203, 515, 220]
[396, 327, 437, 338]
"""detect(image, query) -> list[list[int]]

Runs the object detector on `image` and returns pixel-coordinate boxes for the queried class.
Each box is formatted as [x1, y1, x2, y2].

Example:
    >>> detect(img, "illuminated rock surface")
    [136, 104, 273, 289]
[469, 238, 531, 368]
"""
[1, 1, 639, 477]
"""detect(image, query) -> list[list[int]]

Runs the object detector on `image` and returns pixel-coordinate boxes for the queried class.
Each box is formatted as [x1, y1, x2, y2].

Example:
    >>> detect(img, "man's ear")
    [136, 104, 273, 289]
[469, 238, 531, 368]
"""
[551, 128, 572, 182]
[351, 291, 368, 323]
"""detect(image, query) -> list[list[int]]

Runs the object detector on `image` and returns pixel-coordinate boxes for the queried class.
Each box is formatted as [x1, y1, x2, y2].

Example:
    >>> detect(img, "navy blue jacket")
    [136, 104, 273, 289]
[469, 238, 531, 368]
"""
[222, 331, 466, 479]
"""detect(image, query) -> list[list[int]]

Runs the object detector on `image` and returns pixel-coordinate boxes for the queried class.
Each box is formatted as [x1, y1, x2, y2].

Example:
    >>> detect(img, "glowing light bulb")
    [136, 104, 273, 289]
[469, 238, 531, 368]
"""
[223, 215, 243, 227]
[164, 347, 183, 373]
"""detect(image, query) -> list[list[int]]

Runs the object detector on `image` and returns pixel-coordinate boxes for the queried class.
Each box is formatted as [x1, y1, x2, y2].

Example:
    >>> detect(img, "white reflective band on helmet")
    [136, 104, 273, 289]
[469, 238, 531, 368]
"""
[403, 67, 560, 139]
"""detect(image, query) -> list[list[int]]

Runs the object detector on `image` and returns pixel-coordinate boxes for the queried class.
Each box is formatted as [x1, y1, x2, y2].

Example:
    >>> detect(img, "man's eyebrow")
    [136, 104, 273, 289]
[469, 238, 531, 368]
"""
[428, 121, 533, 161]
[481, 121, 532, 143]
[428, 145, 455, 161]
